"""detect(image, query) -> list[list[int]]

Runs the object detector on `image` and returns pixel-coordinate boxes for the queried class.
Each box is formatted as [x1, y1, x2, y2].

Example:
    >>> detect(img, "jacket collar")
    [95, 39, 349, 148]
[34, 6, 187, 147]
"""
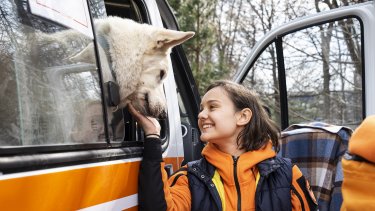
[201, 142, 276, 185]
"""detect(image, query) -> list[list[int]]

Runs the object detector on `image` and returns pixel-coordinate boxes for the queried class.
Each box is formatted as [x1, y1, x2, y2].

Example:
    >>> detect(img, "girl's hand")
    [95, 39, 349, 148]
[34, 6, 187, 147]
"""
[127, 103, 161, 137]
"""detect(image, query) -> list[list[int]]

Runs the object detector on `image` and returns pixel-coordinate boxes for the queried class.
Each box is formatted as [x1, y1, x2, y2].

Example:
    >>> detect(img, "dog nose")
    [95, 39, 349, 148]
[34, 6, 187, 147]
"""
[158, 110, 167, 119]
[144, 93, 149, 104]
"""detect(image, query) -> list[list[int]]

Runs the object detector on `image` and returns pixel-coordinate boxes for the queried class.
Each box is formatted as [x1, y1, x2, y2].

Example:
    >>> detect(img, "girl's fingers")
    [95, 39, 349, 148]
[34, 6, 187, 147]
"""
[127, 104, 161, 134]
[147, 117, 161, 131]
[127, 104, 145, 122]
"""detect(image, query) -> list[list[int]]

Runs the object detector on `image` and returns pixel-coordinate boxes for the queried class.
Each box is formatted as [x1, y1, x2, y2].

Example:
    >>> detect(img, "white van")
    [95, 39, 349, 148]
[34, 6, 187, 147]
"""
[0, 0, 202, 210]
[1, 0, 374, 210]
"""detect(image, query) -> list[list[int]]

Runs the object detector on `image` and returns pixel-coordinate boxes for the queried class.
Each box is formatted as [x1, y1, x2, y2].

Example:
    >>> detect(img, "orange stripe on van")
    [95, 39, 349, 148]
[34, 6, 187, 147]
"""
[0, 161, 140, 211]
[0, 156, 184, 210]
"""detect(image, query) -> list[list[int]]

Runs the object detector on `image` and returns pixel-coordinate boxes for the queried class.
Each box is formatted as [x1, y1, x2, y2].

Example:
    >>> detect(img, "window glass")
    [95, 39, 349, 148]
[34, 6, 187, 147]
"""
[177, 90, 190, 124]
[283, 18, 362, 128]
[242, 43, 281, 126]
[0, 0, 106, 145]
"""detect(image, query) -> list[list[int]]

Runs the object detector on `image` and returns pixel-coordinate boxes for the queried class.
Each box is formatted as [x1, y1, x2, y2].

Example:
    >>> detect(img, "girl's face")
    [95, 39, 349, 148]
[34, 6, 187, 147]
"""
[198, 87, 243, 144]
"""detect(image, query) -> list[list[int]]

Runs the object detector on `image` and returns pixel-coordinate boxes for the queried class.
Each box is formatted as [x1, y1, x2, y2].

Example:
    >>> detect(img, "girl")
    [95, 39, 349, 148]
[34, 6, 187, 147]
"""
[129, 80, 317, 211]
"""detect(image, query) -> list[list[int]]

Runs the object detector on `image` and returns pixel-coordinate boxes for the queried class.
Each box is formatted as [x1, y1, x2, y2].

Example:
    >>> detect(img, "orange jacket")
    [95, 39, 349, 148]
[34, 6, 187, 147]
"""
[347, 115, 375, 162]
[154, 142, 317, 211]
[341, 115, 375, 211]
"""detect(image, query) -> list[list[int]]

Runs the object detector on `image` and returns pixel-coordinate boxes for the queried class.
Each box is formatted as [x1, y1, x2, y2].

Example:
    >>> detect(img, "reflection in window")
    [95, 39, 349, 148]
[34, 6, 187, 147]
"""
[283, 18, 362, 128]
[0, 0, 106, 145]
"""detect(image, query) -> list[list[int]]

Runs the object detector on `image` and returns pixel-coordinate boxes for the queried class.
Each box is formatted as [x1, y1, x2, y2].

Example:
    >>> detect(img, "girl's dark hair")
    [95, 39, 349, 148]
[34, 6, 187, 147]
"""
[205, 80, 280, 152]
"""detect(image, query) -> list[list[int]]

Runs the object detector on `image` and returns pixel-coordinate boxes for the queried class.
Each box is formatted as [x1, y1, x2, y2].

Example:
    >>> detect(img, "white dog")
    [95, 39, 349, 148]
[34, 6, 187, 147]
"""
[73, 17, 194, 118]
[27, 17, 194, 142]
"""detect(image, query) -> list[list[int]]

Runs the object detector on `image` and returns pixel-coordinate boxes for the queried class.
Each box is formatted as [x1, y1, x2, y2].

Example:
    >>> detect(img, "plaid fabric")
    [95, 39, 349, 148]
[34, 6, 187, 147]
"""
[278, 122, 352, 211]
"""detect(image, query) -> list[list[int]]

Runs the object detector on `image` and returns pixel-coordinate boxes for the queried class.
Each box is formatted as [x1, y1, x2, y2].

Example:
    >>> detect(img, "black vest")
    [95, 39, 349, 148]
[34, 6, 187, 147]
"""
[187, 156, 293, 211]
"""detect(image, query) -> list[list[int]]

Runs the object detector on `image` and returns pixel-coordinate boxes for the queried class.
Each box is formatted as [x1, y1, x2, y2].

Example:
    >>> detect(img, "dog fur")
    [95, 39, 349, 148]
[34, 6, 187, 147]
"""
[72, 17, 194, 118]
[2, 16, 194, 143]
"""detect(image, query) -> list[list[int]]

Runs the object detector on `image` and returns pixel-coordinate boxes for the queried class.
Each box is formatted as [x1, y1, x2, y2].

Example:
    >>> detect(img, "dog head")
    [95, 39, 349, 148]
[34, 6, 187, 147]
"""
[73, 17, 194, 118]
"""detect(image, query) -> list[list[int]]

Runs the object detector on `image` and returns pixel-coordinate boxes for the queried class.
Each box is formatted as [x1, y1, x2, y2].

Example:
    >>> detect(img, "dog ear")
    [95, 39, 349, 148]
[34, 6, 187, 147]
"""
[155, 29, 195, 50]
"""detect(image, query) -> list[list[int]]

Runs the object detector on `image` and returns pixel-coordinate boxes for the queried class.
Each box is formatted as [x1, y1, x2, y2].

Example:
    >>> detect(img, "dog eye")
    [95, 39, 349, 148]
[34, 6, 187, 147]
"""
[159, 70, 166, 80]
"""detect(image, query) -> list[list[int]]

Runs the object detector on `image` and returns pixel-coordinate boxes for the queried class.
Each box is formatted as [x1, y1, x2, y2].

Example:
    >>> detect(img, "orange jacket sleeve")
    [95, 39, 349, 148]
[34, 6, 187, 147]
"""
[139, 138, 191, 211]
[161, 163, 191, 210]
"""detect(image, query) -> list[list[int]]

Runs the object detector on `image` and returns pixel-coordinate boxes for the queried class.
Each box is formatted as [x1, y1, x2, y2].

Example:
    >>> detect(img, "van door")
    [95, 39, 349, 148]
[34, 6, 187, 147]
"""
[233, 2, 375, 130]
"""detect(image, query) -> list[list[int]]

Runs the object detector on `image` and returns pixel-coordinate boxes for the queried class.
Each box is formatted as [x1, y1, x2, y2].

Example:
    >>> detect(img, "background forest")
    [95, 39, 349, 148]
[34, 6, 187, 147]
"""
[168, 0, 369, 94]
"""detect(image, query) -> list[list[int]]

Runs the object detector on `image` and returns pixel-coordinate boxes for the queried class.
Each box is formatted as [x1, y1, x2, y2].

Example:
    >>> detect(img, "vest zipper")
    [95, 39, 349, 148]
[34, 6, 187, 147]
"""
[233, 156, 241, 211]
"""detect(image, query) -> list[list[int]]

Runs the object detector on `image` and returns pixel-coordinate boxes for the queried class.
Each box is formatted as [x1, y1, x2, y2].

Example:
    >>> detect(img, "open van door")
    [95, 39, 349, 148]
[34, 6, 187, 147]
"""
[232, 2, 374, 210]
[233, 1, 375, 130]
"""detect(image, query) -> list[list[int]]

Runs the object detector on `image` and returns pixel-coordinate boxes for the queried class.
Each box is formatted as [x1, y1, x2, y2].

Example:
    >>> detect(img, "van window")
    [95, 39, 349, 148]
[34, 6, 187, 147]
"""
[242, 43, 281, 126]
[103, 0, 155, 143]
[283, 18, 362, 128]
[242, 17, 363, 129]
[0, 0, 106, 146]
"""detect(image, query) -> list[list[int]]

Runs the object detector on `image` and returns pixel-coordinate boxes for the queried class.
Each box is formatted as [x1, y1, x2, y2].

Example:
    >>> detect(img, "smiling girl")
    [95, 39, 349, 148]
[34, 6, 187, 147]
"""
[130, 80, 317, 211]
